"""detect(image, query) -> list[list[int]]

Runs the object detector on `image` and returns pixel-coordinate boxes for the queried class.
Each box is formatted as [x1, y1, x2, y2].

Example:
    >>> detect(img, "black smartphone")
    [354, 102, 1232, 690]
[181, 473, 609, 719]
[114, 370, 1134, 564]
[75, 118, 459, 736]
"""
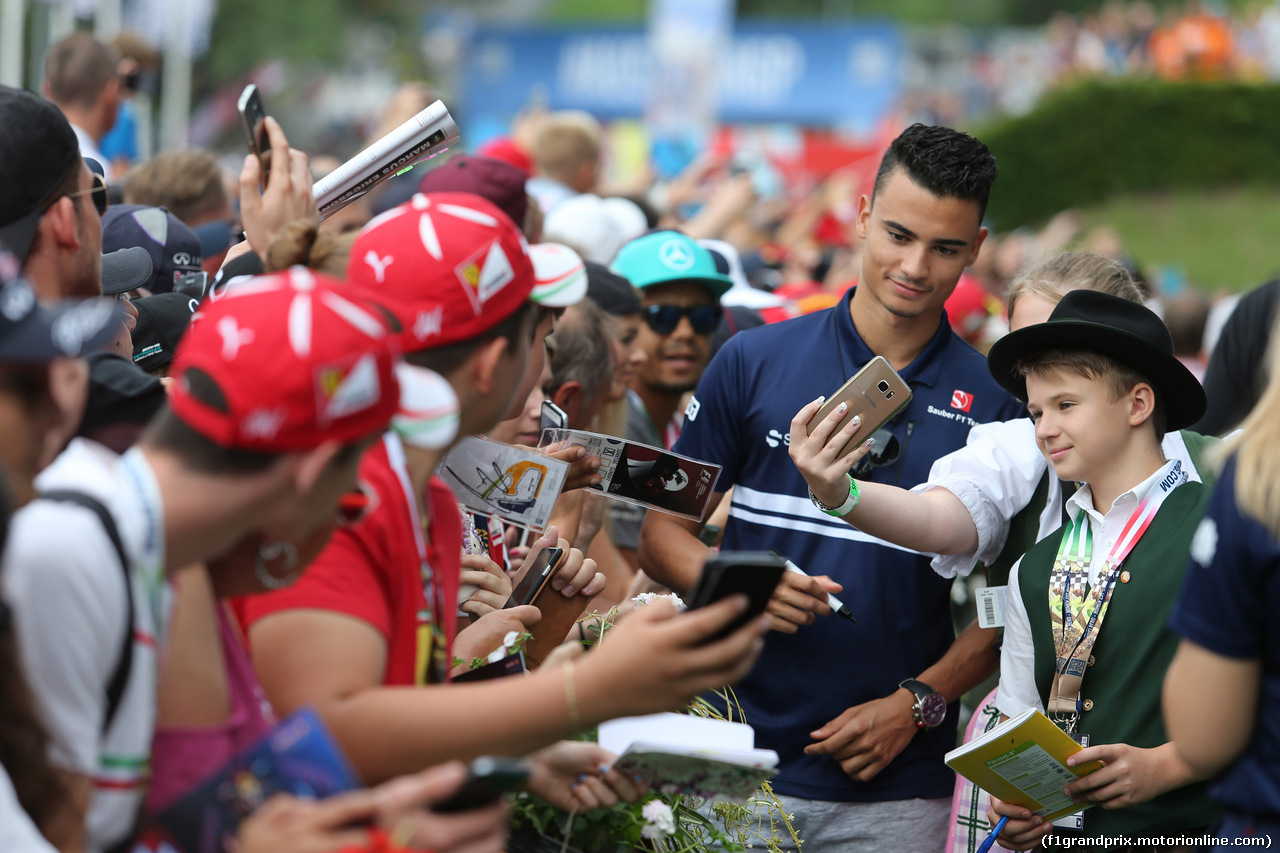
[432, 756, 530, 813]
[237, 84, 272, 189]
[504, 546, 565, 608]
[686, 551, 786, 640]
[540, 400, 568, 434]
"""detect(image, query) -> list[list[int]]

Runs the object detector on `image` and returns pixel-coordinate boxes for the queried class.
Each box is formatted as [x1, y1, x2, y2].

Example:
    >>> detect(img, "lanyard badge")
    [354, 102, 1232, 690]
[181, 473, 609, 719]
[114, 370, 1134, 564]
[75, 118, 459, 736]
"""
[1046, 459, 1185, 733]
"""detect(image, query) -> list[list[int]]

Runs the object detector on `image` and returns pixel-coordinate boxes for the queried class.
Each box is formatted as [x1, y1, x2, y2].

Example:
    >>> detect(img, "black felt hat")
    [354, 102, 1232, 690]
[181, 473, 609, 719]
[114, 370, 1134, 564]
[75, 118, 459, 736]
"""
[987, 289, 1206, 430]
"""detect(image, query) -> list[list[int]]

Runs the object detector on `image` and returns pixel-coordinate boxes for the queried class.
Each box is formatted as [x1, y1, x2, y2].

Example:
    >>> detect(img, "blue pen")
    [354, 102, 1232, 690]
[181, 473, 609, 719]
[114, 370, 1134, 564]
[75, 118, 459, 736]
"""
[977, 815, 1009, 853]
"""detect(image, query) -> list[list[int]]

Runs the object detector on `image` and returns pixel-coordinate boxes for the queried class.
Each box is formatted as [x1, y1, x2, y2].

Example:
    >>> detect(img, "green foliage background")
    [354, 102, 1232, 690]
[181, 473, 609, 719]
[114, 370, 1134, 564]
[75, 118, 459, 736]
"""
[976, 80, 1280, 231]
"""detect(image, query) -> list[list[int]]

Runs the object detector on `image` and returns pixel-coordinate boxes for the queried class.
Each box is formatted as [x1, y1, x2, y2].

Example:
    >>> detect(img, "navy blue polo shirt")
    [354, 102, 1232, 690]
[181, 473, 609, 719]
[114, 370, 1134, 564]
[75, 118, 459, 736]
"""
[1170, 455, 1280, 820]
[674, 288, 1024, 802]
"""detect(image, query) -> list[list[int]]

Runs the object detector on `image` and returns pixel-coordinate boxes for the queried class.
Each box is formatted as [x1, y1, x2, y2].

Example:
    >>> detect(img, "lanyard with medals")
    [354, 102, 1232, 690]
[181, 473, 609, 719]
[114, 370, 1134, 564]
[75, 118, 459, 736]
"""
[384, 432, 449, 685]
[1046, 458, 1185, 734]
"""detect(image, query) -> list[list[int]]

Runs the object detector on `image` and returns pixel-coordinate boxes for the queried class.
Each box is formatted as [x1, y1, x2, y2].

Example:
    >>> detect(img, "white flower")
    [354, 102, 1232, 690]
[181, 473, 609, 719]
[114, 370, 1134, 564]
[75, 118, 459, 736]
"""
[631, 592, 688, 611]
[487, 647, 507, 664]
[503, 630, 521, 647]
[640, 799, 676, 839]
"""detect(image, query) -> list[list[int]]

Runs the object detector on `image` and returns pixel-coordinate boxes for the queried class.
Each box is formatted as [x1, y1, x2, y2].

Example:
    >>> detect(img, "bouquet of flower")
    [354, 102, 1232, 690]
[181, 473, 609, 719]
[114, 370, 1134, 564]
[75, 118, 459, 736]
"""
[508, 595, 803, 853]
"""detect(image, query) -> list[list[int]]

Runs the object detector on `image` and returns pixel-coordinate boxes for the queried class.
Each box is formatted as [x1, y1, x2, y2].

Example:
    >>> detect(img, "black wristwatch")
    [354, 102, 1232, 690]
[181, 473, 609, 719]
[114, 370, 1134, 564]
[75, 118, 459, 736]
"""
[899, 678, 947, 730]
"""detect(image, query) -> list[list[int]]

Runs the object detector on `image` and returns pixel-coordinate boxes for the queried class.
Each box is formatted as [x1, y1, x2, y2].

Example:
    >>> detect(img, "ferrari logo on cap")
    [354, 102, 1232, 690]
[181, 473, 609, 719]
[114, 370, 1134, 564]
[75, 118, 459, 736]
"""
[659, 239, 695, 271]
[316, 354, 381, 421]
[455, 241, 515, 315]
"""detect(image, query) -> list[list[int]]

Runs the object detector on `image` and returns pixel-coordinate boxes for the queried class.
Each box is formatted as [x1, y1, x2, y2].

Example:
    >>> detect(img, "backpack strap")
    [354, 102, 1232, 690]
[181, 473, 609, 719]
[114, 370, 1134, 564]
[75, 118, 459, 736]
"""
[38, 490, 134, 735]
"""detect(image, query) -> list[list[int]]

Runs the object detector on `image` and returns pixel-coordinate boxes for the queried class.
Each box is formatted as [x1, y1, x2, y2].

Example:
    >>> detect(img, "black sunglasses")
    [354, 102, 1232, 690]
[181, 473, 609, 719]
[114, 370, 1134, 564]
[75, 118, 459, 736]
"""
[642, 304, 720, 335]
[64, 172, 109, 216]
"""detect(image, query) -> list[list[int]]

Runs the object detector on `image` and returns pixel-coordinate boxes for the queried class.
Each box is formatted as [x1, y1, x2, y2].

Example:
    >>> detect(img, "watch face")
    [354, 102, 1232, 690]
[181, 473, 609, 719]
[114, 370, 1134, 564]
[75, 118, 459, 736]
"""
[920, 692, 948, 728]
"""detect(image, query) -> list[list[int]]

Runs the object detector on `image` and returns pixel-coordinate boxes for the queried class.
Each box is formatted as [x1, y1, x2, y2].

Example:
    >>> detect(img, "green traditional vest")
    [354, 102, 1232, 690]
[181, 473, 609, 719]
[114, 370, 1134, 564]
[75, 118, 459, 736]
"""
[1018, 479, 1221, 838]
[990, 429, 1223, 586]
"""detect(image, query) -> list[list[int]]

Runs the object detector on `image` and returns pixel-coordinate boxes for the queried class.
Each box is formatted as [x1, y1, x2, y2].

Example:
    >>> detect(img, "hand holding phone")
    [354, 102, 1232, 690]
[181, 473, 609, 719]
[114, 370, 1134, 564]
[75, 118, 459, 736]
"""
[812, 356, 911, 460]
[237, 84, 271, 190]
[540, 400, 568, 434]
[430, 757, 530, 813]
[504, 546, 566, 609]
[686, 552, 786, 640]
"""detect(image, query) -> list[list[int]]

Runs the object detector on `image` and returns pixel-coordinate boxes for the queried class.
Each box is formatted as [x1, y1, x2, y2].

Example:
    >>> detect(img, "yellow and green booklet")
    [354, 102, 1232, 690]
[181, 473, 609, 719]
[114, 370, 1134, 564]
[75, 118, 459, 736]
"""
[945, 707, 1106, 822]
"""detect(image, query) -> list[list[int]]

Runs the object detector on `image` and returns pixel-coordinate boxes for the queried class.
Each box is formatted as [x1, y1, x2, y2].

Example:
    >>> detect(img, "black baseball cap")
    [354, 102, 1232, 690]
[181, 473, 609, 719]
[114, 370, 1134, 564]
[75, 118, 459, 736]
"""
[0, 87, 81, 265]
[0, 244, 122, 362]
[131, 291, 198, 372]
[585, 261, 641, 316]
[78, 351, 168, 443]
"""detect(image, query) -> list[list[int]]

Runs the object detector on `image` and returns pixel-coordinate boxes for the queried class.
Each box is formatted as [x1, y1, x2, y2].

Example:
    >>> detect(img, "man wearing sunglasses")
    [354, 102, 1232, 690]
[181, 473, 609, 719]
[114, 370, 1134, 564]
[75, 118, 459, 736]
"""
[604, 230, 731, 571]
[0, 87, 111, 303]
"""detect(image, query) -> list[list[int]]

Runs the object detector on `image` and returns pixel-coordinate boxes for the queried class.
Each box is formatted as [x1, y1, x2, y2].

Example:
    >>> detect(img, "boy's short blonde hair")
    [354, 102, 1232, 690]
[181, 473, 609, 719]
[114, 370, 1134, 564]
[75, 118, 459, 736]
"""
[1015, 348, 1167, 442]
[533, 112, 602, 184]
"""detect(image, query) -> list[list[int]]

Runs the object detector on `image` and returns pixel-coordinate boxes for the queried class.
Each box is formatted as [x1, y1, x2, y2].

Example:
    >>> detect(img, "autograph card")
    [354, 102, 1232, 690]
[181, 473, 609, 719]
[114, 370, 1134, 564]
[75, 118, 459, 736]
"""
[540, 429, 721, 522]
[438, 436, 569, 533]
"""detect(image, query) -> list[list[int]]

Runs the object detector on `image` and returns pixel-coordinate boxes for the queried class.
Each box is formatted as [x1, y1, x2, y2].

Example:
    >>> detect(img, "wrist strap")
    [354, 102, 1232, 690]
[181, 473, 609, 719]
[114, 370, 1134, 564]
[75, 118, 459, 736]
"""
[809, 475, 859, 517]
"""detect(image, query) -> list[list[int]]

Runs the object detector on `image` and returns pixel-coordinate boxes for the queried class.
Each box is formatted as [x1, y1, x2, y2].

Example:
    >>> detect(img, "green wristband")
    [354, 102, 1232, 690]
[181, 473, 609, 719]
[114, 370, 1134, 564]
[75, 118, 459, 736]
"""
[809, 475, 860, 517]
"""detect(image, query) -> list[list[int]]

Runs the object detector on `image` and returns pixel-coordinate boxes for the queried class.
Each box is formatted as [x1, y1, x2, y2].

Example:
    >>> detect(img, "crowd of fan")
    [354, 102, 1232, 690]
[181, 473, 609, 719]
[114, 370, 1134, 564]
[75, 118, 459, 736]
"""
[3, 27, 1280, 853]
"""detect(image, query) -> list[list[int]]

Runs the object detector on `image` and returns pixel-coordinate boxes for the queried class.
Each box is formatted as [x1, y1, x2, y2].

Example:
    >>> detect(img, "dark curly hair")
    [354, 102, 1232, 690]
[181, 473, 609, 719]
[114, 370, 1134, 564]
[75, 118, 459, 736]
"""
[871, 123, 998, 220]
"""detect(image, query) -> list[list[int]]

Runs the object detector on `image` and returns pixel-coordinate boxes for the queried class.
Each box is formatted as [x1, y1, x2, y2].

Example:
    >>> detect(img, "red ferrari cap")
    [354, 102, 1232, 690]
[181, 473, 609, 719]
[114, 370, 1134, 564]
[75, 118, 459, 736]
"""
[168, 266, 401, 452]
[347, 192, 536, 352]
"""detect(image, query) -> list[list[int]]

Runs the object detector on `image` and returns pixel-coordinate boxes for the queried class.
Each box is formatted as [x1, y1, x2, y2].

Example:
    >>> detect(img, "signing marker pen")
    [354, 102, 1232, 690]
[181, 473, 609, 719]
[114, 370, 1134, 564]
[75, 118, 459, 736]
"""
[771, 550, 857, 623]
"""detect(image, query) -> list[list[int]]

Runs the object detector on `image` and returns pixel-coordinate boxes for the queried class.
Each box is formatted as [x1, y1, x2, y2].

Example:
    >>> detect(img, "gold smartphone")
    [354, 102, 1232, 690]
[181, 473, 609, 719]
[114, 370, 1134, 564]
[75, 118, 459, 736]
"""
[813, 356, 912, 460]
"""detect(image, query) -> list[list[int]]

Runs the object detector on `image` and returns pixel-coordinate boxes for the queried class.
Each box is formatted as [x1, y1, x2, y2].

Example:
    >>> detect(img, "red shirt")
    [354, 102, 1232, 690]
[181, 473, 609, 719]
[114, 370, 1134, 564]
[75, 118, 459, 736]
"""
[242, 434, 461, 685]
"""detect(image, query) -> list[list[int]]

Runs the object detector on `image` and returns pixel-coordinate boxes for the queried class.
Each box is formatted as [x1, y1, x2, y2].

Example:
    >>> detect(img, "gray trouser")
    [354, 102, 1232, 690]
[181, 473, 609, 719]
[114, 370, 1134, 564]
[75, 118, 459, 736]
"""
[726, 794, 951, 851]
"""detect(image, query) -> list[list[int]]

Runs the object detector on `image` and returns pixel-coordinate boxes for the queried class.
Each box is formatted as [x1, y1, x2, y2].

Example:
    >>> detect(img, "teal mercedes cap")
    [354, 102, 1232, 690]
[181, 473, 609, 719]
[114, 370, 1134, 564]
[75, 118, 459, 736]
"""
[610, 231, 732, 300]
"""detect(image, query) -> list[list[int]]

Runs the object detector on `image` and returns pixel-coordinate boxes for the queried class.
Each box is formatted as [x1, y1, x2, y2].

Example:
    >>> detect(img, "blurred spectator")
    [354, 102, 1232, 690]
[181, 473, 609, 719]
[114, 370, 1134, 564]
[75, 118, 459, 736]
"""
[99, 32, 161, 178]
[528, 111, 603, 214]
[547, 297, 616, 430]
[418, 154, 533, 238]
[1165, 289, 1211, 381]
[543, 193, 646, 265]
[121, 149, 233, 230]
[42, 34, 122, 180]
[0, 252, 120, 852]
[1193, 278, 1280, 437]
[0, 87, 106, 299]
[607, 231, 730, 571]
[3, 269, 402, 851]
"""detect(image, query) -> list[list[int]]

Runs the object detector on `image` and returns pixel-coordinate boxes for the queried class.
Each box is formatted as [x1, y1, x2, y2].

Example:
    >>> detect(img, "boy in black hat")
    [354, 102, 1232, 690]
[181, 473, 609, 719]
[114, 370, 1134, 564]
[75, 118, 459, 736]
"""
[986, 290, 1217, 849]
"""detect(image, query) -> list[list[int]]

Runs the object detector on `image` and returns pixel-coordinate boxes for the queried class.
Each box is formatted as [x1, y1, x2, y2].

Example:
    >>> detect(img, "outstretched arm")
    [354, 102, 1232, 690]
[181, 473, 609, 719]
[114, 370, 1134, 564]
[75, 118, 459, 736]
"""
[789, 397, 981, 555]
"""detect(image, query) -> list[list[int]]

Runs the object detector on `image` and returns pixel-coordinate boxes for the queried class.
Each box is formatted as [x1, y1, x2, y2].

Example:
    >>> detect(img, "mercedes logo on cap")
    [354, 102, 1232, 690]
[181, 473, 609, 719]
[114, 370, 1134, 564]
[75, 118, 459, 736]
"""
[659, 239, 695, 272]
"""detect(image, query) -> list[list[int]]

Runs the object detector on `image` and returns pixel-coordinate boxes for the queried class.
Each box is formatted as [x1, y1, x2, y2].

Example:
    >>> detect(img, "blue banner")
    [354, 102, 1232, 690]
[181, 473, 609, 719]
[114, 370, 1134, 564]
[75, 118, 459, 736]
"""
[460, 22, 902, 129]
